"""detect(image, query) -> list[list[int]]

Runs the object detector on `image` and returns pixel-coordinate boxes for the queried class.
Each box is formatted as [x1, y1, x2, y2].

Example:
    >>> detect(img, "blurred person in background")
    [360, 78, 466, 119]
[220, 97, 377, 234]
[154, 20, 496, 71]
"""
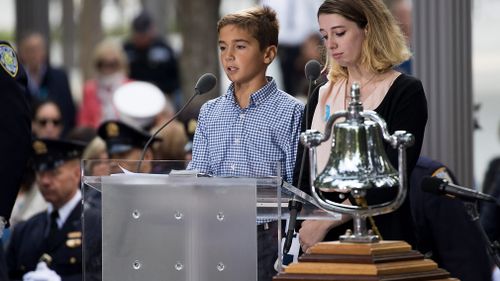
[66, 126, 97, 145]
[112, 81, 188, 165]
[6, 139, 87, 281]
[261, 0, 324, 96]
[10, 100, 61, 233]
[411, 157, 492, 281]
[9, 161, 47, 228]
[32, 100, 63, 139]
[78, 39, 130, 129]
[18, 32, 76, 136]
[384, 0, 413, 74]
[150, 95, 188, 161]
[124, 10, 181, 107]
[480, 121, 500, 278]
[82, 137, 109, 177]
[294, 32, 326, 103]
[97, 120, 158, 173]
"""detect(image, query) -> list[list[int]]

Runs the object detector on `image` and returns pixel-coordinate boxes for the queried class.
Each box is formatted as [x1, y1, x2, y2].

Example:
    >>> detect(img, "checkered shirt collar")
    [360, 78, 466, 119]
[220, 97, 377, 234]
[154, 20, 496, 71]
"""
[225, 77, 277, 107]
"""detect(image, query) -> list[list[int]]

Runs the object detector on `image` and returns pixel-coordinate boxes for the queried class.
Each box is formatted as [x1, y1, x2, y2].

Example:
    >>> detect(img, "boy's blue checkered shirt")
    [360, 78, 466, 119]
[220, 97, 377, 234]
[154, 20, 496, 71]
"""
[188, 77, 304, 184]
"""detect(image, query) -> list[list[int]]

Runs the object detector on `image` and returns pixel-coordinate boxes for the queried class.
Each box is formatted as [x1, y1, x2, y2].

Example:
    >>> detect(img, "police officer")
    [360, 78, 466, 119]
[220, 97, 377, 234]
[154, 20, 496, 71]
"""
[6, 139, 87, 281]
[97, 120, 158, 173]
[411, 156, 492, 281]
[123, 11, 180, 100]
[0, 41, 32, 281]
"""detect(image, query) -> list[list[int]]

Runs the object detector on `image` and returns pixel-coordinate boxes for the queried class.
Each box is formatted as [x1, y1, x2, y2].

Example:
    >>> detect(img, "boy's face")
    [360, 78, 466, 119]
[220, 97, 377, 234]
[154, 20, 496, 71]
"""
[218, 25, 275, 85]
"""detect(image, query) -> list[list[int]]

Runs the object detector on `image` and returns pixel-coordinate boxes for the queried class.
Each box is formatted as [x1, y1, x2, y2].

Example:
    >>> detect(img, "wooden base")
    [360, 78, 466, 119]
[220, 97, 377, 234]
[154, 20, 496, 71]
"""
[274, 241, 458, 281]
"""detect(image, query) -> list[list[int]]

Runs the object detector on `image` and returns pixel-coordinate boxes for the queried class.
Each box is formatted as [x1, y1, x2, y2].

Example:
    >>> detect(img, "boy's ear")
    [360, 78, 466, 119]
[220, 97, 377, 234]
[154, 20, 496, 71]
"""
[263, 45, 277, 64]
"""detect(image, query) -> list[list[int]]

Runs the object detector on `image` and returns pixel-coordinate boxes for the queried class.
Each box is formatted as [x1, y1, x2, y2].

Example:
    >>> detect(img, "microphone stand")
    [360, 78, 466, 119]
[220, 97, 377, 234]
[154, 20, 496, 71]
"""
[463, 200, 500, 268]
[283, 68, 323, 254]
[136, 93, 198, 172]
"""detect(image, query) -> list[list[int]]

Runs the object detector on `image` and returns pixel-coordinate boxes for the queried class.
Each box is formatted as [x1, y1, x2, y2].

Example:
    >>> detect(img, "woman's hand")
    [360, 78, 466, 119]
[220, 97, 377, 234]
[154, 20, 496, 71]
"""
[298, 220, 336, 252]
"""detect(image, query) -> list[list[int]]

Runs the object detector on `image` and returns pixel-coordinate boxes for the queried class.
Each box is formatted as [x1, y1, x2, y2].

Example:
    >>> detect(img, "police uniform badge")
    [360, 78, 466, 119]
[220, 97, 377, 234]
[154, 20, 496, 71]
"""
[106, 122, 119, 138]
[33, 140, 48, 155]
[432, 167, 454, 183]
[66, 231, 82, 248]
[187, 119, 197, 135]
[0, 43, 18, 78]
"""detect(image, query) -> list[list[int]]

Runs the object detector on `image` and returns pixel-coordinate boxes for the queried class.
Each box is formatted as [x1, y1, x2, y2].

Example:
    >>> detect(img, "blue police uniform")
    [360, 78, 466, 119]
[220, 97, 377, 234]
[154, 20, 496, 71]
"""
[6, 139, 102, 281]
[410, 156, 492, 281]
[7, 204, 83, 281]
[0, 41, 32, 281]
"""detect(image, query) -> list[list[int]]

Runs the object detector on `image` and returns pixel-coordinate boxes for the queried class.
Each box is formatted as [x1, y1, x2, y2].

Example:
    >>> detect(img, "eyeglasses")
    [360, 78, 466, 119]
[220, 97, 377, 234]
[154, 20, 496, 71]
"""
[35, 118, 62, 127]
[96, 59, 120, 70]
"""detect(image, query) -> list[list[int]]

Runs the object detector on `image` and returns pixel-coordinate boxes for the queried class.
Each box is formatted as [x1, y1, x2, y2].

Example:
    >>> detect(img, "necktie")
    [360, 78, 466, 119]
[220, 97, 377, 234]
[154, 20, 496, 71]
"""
[47, 209, 59, 240]
[44, 209, 60, 254]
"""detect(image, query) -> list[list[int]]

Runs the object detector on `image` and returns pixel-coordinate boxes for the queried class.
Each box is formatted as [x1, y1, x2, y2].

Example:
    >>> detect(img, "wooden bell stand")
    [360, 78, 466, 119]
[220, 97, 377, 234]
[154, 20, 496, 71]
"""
[274, 240, 458, 281]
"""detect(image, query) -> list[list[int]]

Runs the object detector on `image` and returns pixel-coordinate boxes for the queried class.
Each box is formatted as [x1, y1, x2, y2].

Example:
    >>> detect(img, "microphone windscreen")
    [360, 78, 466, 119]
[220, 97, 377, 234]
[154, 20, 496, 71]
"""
[421, 176, 445, 194]
[195, 73, 217, 95]
[304, 60, 321, 80]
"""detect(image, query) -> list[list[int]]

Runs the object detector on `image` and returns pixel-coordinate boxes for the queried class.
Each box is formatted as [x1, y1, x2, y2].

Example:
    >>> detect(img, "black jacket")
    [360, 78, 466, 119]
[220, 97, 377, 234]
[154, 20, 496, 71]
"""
[7, 202, 101, 281]
[411, 157, 492, 281]
[293, 74, 428, 246]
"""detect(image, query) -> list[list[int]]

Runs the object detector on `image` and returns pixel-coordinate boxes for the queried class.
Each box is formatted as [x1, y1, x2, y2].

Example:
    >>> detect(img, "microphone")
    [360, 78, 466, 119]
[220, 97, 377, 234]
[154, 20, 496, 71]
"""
[305, 59, 322, 81]
[194, 73, 218, 96]
[137, 73, 217, 169]
[421, 176, 497, 203]
[283, 60, 322, 255]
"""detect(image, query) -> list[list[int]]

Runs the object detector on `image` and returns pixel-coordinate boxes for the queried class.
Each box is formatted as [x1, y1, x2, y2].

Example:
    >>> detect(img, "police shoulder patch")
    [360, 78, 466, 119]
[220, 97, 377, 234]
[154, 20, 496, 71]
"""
[0, 43, 19, 78]
[431, 167, 454, 183]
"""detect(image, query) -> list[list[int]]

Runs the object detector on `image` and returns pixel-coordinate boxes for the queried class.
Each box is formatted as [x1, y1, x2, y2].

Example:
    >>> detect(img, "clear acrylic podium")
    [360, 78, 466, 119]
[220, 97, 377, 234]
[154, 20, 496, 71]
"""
[81, 160, 340, 281]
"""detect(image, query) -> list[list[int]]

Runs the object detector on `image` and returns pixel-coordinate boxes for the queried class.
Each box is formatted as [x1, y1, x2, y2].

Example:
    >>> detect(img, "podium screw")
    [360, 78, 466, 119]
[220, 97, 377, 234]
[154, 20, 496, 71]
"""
[175, 262, 184, 271]
[174, 211, 184, 220]
[217, 262, 225, 271]
[132, 210, 141, 219]
[132, 260, 141, 270]
[217, 211, 225, 221]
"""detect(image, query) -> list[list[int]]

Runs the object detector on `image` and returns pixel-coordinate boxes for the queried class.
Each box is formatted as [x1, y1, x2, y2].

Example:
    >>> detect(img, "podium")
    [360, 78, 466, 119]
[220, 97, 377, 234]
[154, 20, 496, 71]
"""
[81, 160, 340, 281]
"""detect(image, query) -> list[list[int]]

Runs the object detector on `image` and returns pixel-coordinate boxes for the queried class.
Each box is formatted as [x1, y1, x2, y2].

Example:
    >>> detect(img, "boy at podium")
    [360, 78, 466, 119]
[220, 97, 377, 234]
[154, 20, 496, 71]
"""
[188, 6, 304, 281]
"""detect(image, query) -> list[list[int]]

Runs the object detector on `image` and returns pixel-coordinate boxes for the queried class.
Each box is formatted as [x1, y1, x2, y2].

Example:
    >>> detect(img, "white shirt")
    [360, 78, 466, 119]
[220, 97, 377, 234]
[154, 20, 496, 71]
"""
[47, 189, 82, 229]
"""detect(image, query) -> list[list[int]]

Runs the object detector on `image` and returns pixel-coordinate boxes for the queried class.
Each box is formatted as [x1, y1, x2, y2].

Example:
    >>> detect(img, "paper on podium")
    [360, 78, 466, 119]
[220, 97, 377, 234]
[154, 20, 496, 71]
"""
[112, 165, 199, 177]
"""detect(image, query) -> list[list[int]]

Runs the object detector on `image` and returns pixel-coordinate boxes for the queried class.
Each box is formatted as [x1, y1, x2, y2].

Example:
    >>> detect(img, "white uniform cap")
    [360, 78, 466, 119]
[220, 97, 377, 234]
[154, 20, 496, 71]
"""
[113, 81, 166, 129]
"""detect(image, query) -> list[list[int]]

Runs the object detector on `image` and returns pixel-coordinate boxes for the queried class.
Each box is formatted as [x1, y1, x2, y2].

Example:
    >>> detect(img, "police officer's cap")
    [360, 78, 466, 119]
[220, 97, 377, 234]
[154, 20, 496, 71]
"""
[97, 120, 157, 155]
[132, 11, 153, 33]
[32, 139, 86, 172]
[113, 81, 166, 129]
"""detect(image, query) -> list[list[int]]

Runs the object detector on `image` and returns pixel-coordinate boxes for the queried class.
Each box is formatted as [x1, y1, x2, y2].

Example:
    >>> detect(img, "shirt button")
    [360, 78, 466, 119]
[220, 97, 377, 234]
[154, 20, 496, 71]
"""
[231, 164, 236, 171]
[234, 138, 240, 144]
[240, 113, 245, 119]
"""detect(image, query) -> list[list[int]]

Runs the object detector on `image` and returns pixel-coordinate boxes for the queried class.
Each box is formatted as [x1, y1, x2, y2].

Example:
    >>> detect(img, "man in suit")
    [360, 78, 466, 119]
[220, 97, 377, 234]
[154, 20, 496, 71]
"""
[6, 139, 88, 281]
[18, 32, 76, 136]
[0, 40, 32, 281]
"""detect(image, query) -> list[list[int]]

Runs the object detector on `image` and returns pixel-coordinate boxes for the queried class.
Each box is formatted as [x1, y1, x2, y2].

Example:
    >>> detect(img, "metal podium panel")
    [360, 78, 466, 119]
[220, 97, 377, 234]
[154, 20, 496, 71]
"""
[101, 175, 257, 281]
[82, 160, 340, 280]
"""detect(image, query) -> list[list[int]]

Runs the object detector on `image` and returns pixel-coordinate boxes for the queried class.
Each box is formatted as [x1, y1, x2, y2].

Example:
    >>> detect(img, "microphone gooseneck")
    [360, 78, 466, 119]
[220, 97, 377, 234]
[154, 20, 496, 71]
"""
[283, 60, 322, 255]
[136, 73, 217, 171]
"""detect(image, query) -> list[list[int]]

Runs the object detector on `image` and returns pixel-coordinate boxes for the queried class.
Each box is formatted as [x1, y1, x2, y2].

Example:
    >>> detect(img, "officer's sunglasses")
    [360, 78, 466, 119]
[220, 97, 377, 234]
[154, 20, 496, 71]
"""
[96, 59, 120, 70]
[35, 118, 62, 127]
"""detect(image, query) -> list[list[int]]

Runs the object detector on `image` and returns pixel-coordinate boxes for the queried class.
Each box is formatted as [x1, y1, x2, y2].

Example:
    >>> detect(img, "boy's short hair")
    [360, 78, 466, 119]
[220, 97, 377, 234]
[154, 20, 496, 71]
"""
[217, 6, 279, 50]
